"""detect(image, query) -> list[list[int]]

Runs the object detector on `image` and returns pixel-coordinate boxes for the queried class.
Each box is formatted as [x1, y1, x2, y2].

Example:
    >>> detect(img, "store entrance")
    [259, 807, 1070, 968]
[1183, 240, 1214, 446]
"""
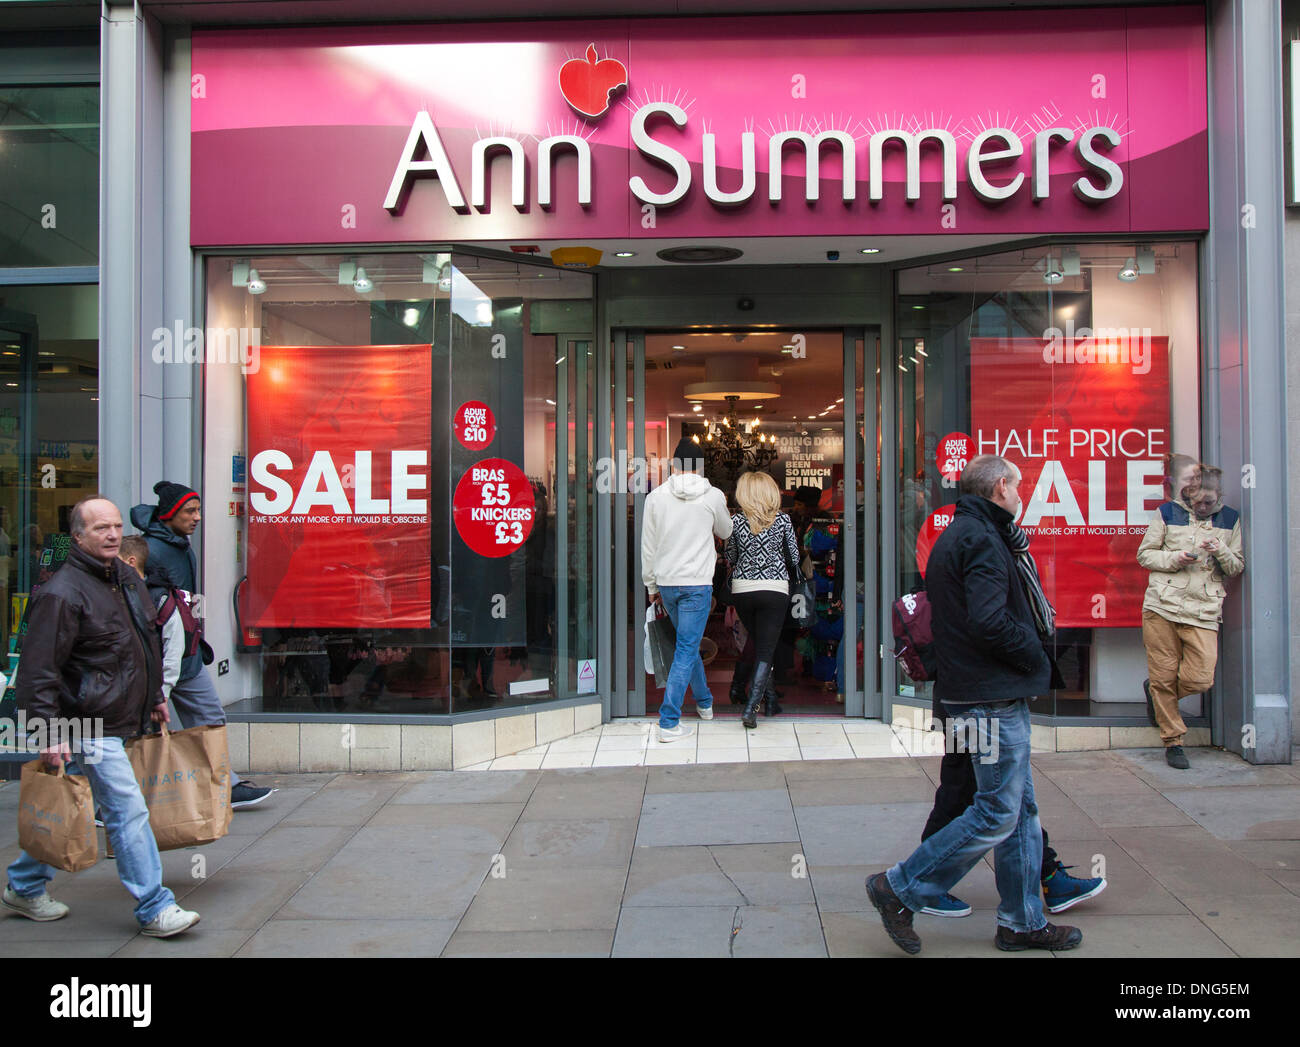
[610, 327, 880, 719]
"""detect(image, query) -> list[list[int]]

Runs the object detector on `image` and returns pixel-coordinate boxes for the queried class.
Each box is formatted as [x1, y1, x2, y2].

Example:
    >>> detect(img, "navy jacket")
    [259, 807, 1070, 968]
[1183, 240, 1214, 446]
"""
[925, 494, 1050, 705]
[130, 502, 203, 681]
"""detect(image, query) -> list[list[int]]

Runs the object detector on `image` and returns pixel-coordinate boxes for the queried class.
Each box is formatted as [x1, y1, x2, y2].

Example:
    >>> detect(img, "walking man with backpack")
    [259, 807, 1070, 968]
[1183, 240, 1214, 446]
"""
[131, 481, 273, 809]
[867, 455, 1082, 954]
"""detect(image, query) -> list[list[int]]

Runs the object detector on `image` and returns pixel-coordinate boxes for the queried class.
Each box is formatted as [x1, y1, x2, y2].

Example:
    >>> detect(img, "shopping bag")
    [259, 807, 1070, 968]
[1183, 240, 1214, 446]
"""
[127, 724, 232, 850]
[17, 759, 98, 872]
[644, 604, 677, 689]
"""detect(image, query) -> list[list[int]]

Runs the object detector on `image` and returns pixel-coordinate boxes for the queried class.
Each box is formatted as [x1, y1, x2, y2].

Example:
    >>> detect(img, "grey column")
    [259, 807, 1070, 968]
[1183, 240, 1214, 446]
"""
[100, 4, 193, 522]
[1205, 0, 1292, 763]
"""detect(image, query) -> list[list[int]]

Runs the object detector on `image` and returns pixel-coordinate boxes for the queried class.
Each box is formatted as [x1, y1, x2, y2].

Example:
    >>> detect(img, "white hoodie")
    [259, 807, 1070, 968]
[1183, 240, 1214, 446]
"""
[641, 471, 733, 594]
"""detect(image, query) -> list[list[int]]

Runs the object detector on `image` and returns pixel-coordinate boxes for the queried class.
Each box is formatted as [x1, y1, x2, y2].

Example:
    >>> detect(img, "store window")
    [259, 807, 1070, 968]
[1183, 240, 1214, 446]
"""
[0, 282, 100, 660]
[202, 251, 593, 714]
[0, 85, 99, 267]
[894, 242, 1201, 718]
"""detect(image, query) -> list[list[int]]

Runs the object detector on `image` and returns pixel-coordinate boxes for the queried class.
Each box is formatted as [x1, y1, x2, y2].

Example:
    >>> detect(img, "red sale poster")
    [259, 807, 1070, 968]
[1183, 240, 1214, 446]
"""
[245, 345, 432, 628]
[969, 334, 1170, 628]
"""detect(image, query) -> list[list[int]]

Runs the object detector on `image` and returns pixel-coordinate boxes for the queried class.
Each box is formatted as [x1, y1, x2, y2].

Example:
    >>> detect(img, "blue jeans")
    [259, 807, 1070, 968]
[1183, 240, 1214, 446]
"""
[170, 667, 226, 730]
[886, 698, 1046, 933]
[7, 736, 176, 926]
[657, 585, 714, 728]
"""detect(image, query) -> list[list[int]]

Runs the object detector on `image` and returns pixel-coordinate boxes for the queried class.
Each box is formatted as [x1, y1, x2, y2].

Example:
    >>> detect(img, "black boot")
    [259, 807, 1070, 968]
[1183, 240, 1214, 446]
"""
[743, 662, 772, 729]
[763, 678, 783, 717]
[730, 661, 753, 705]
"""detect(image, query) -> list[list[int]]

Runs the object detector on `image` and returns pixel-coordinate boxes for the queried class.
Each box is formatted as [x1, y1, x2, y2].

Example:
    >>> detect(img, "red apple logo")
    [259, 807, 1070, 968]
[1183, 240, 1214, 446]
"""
[559, 44, 628, 120]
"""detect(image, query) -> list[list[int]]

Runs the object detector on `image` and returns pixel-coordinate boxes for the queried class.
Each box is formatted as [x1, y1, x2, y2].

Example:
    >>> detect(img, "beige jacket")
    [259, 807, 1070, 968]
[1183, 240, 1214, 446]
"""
[1136, 497, 1244, 630]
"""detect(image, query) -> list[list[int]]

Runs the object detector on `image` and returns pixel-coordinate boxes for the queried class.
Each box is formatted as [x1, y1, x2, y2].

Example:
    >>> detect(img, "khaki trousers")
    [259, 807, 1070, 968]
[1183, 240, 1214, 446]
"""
[1142, 610, 1218, 747]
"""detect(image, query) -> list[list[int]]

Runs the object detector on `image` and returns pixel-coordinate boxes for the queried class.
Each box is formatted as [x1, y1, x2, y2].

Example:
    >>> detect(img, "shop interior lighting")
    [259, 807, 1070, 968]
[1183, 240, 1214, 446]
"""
[947, 266, 964, 272]
[246, 269, 267, 295]
[614, 251, 636, 258]
[402, 306, 420, 327]
[1042, 256, 1064, 285]
[1117, 258, 1139, 282]
[859, 247, 881, 254]
[352, 267, 374, 293]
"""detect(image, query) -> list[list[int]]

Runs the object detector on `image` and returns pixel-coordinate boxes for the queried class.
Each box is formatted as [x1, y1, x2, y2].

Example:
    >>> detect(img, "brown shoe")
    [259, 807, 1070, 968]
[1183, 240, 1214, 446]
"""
[865, 872, 921, 954]
[995, 922, 1082, 951]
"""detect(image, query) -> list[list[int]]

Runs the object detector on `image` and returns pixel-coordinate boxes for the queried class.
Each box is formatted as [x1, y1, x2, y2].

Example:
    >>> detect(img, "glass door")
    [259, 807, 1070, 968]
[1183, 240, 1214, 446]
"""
[612, 326, 879, 719]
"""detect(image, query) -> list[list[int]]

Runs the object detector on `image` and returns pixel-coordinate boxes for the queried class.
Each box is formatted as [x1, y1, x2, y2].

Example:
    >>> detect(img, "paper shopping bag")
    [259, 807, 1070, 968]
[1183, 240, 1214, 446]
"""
[17, 759, 98, 872]
[127, 724, 232, 850]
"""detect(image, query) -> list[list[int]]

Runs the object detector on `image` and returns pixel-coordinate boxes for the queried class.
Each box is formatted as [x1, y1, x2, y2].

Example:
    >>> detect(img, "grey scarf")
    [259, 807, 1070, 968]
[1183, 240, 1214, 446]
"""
[1003, 522, 1055, 640]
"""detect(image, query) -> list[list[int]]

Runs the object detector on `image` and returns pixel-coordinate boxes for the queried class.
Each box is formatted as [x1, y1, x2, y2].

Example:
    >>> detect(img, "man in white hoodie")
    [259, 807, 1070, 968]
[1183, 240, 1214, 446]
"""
[642, 437, 733, 742]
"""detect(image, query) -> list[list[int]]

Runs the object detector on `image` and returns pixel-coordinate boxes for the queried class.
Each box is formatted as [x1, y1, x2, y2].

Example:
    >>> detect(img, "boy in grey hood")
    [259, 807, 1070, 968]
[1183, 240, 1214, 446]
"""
[641, 439, 732, 741]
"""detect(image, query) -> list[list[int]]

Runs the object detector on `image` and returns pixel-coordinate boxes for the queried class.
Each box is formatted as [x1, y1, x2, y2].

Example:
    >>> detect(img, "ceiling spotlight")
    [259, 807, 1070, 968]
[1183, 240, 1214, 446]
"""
[947, 266, 964, 272]
[402, 306, 420, 327]
[1042, 256, 1064, 285]
[614, 251, 636, 258]
[353, 267, 373, 293]
[246, 268, 266, 294]
[860, 247, 881, 255]
[1118, 258, 1138, 282]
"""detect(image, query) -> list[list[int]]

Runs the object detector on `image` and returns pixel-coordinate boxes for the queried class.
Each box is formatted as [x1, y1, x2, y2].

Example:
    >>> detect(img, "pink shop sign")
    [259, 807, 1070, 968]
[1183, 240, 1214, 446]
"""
[190, 7, 1207, 246]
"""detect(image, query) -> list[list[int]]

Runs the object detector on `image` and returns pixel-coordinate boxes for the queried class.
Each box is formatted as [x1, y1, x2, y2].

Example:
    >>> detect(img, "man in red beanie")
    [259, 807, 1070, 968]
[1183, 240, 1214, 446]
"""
[131, 481, 273, 809]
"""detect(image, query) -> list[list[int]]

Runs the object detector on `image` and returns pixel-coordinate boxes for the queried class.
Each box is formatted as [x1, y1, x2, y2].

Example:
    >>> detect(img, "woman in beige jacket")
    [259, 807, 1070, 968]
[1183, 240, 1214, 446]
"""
[1136, 466, 1244, 768]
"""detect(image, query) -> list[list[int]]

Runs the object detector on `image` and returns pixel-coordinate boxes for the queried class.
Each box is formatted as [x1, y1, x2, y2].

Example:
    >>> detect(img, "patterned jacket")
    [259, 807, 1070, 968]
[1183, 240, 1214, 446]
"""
[1137, 498, 1244, 630]
[725, 512, 801, 587]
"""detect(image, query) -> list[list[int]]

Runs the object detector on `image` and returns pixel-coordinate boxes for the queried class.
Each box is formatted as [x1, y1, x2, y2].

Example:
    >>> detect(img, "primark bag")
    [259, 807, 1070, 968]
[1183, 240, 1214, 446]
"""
[127, 724, 232, 850]
[17, 759, 98, 872]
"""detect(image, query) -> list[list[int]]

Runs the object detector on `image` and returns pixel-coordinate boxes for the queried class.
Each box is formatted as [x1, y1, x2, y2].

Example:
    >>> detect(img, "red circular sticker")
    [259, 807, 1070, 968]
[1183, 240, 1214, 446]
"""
[453, 458, 536, 557]
[937, 431, 973, 483]
[915, 504, 958, 577]
[454, 401, 496, 451]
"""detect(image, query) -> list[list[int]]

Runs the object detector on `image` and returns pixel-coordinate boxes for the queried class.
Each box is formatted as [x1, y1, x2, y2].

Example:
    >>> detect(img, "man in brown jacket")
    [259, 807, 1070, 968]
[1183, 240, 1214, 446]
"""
[3, 497, 201, 937]
[1137, 468, 1244, 768]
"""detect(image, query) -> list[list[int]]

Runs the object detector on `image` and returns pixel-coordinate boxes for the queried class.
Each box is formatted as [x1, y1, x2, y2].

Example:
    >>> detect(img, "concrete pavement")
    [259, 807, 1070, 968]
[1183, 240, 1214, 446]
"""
[0, 746, 1296, 957]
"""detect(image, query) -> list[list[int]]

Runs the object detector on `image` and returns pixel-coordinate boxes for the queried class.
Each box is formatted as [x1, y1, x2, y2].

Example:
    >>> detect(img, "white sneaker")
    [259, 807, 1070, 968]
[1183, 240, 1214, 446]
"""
[657, 723, 694, 743]
[697, 704, 714, 721]
[2, 886, 69, 922]
[140, 904, 201, 938]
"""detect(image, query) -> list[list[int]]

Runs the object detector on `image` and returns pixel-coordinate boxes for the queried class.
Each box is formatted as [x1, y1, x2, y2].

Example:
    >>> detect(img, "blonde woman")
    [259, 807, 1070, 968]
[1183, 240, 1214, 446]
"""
[725, 471, 805, 728]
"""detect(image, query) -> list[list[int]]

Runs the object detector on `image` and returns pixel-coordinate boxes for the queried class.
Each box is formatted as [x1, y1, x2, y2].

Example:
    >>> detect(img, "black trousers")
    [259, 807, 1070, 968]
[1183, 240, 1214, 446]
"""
[920, 749, 1059, 883]
[730, 589, 789, 669]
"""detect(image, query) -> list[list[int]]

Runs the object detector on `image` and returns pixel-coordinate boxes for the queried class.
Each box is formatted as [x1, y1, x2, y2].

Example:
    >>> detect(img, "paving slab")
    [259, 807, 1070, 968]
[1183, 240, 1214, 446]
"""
[781, 757, 929, 782]
[646, 761, 787, 793]
[1051, 914, 1238, 959]
[622, 845, 749, 907]
[235, 917, 459, 957]
[1173, 892, 1300, 957]
[636, 788, 798, 847]
[500, 816, 638, 870]
[611, 904, 738, 957]
[788, 776, 936, 807]
[457, 866, 627, 933]
[1107, 825, 1287, 897]
[276, 774, 408, 827]
[1161, 785, 1300, 840]
[731, 904, 827, 957]
[113, 927, 259, 958]
[1114, 747, 1300, 789]
[1074, 791, 1198, 829]
[389, 770, 540, 805]
[366, 802, 524, 845]
[793, 802, 933, 866]
[441, 928, 614, 957]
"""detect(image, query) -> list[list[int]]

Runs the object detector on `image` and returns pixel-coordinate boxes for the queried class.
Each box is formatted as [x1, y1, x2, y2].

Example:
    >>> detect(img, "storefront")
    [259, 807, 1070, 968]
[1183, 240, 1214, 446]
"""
[1, 1, 1292, 769]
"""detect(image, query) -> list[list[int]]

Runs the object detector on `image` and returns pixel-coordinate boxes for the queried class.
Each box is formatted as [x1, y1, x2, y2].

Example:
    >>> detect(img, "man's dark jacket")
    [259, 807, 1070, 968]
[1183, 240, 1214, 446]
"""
[926, 494, 1050, 705]
[17, 543, 164, 739]
[130, 500, 203, 681]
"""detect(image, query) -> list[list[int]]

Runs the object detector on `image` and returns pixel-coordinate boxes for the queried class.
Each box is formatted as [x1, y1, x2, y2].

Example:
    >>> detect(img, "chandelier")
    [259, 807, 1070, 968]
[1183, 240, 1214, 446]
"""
[693, 395, 779, 480]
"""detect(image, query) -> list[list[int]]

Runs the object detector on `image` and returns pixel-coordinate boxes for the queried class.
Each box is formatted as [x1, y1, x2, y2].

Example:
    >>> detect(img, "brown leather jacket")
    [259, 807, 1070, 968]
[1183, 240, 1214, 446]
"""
[16, 542, 164, 739]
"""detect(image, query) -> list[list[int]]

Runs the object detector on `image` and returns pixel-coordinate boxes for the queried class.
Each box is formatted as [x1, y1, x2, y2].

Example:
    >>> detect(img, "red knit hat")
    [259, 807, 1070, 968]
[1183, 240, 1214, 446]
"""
[155, 480, 200, 520]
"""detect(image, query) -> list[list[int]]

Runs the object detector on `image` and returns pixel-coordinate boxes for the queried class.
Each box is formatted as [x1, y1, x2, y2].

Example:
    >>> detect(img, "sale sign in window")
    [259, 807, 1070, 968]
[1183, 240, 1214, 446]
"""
[969, 334, 1171, 628]
[245, 344, 433, 628]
